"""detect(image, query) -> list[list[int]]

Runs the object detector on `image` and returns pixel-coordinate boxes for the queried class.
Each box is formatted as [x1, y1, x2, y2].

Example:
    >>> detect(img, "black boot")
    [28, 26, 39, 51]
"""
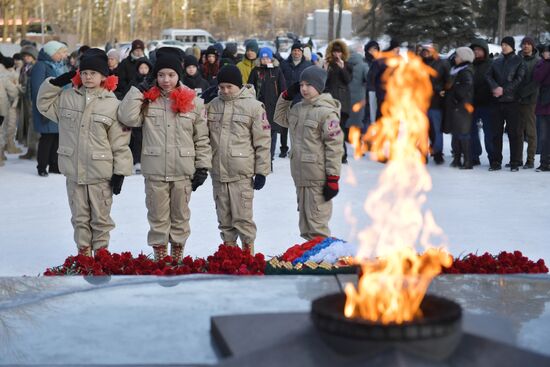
[460, 139, 473, 170]
[450, 136, 462, 167]
[278, 146, 288, 158]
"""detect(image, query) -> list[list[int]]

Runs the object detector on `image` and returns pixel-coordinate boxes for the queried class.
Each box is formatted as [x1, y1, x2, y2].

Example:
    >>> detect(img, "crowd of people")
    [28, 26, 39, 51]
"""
[1, 34, 549, 259]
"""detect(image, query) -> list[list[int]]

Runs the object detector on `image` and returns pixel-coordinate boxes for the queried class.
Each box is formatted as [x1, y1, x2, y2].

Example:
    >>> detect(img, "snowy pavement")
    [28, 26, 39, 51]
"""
[1, 135, 549, 276]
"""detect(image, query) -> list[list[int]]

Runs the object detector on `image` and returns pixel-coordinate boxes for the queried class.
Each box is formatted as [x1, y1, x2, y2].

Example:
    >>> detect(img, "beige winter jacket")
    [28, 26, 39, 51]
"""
[37, 79, 133, 184]
[118, 85, 212, 181]
[274, 93, 344, 187]
[207, 85, 271, 182]
[0, 69, 18, 116]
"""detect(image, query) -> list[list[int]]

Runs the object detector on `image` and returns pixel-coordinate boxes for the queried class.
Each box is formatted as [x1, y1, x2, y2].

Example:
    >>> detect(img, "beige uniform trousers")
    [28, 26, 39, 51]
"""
[4, 105, 17, 147]
[212, 178, 256, 245]
[145, 178, 192, 247]
[297, 186, 332, 240]
[66, 179, 114, 250]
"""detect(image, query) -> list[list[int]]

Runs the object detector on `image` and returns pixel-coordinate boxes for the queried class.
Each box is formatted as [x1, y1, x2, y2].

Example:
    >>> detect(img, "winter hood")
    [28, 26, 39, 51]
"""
[253, 58, 280, 68]
[347, 52, 364, 67]
[37, 48, 55, 63]
[305, 92, 342, 111]
[470, 38, 489, 60]
[326, 39, 350, 63]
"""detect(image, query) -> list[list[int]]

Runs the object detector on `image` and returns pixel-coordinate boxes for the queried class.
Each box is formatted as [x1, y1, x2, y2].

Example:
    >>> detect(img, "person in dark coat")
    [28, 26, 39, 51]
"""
[30, 41, 68, 176]
[485, 36, 527, 171]
[127, 57, 153, 173]
[445, 47, 475, 169]
[248, 47, 286, 163]
[346, 52, 369, 131]
[364, 40, 380, 128]
[517, 37, 541, 169]
[220, 43, 240, 67]
[115, 39, 147, 99]
[324, 39, 352, 163]
[106, 49, 120, 76]
[279, 41, 313, 157]
[533, 45, 550, 171]
[470, 38, 493, 165]
[421, 44, 451, 165]
[182, 55, 210, 95]
[370, 39, 401, 122]
[202, 46, 220, 85]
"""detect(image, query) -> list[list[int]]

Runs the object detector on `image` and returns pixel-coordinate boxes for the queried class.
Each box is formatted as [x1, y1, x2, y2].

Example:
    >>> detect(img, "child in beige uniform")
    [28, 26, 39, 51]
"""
[37, 49, 132, 256]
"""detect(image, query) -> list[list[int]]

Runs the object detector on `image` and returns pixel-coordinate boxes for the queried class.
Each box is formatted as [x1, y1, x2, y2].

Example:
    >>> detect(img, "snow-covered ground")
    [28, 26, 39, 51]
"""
[1, 134, 549, 276]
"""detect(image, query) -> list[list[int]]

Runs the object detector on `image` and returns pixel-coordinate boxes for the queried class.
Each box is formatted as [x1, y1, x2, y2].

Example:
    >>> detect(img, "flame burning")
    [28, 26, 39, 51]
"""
[344, 52, 452, 324]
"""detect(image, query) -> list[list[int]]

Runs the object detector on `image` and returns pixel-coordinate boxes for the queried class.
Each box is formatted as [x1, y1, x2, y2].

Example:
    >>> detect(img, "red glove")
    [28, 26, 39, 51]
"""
[323, 175, 339, 201]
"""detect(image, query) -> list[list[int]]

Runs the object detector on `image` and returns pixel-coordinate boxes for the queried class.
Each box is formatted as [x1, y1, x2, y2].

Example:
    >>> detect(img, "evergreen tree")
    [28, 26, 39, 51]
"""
[384, 0, 476, 50]
[475, 0, 527, 41]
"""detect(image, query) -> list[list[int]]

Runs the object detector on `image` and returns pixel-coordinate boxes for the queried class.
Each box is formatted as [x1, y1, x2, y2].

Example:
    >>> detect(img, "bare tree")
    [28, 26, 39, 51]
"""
[335, 0, 343, 38]
[328, 0, 334, 41]
[21, 1, 28, 39]
[497, 0, 507, 43]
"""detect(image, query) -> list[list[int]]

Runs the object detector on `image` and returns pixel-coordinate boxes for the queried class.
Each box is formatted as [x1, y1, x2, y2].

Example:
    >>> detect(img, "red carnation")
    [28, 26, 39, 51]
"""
[170, 86, 195, 114]
[102, 75, 118, 91]
[143, 86, 161, 102]
[71, 70, 82, 88]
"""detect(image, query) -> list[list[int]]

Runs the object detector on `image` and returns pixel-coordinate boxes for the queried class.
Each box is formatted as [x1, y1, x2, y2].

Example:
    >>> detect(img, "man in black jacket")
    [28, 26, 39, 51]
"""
[486, 36, 527, 171]
[115, 39, 147, 99]
[517, 37, 541, 169]
[470, 39, 493, 165]
[421, 44, 450, 164]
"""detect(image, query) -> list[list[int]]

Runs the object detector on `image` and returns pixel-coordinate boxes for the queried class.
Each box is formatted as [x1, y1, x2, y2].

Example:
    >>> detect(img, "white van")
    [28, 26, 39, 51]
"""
[161, 29, 216, 50]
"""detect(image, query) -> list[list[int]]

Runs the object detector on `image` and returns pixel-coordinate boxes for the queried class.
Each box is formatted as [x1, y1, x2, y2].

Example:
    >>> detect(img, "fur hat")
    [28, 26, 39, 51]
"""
[130, 39, 145, 54]
[291, 41, 303, 52]
[20, 45, 38, 60]
[79, 48, 109, 76]
[300, 65, 327, 94]
[217, 65, 243, 88]
[106, 48, 120, 62]
[455, 47, 475, 63]
[153, 47, 184, 80]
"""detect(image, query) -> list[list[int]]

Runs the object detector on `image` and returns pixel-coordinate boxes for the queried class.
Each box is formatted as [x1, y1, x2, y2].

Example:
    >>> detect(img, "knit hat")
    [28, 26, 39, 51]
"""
[153, 47, 184, 80]
[184, 55, 199, 68]
[258, 47, 273, 60]
[455, 47, 475, 63]
[384, 39, 400, 52]
[245, 40, 259, 54]
[300, 65, 327, 94]
[106, 48, 120, 61]
[205, 46, 218, 57]
[291, 41, 303, 51]
[217, 65, 243, 88]
[364, 40, 380, 54]
[43, 40, 67, 57]
[311, 53, 318, 62]
[130, 39, 145, 54]
[79, 48, 109, 76]
[501, 36, 515, 50]
[521, 37, 536, 48]
[213, 42, 224, 56]
[20, 45, 38, 60]
[78, 45, 90, 56]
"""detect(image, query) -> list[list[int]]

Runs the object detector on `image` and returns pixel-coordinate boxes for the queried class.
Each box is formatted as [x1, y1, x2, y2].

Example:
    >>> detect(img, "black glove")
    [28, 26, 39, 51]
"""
[191, 168, 208, 191]
[0, 116, 4, 126]
[137, 76, 155, 93]
[322, 175, 339, 201]
[253, 174, 266, 190]
[283, 82, 300, 101]
[110, 174, 125, 195]
[50, 70, 77, 87]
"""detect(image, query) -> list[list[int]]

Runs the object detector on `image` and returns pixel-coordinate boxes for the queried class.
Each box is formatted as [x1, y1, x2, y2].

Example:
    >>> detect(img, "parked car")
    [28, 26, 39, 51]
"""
[161, 28, 216, 50]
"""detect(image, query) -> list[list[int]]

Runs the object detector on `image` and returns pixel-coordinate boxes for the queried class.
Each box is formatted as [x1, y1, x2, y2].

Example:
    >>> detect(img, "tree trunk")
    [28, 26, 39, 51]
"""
[369, 0, 377, 39]
[21, 2, 28, 39]
[497, 0, 506, 44]
[88, 0, 92, 45]
[76, 0, 82, 44]
[328, 0, 334, 41]
[12, 1, 17, 43]
[2, 0, 9, 42]
[335, 0, 343, 39]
